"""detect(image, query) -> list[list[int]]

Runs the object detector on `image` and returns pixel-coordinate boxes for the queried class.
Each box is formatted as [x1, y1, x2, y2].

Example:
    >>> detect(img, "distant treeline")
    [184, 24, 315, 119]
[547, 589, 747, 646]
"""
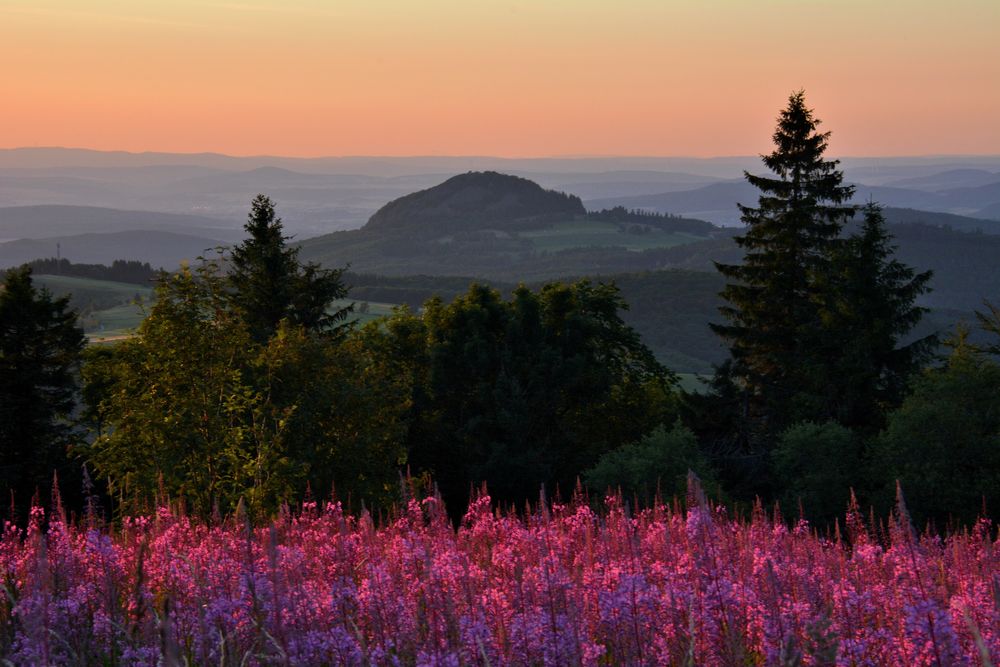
[587, 206, 717, 235]
[19, 258, 158, 286]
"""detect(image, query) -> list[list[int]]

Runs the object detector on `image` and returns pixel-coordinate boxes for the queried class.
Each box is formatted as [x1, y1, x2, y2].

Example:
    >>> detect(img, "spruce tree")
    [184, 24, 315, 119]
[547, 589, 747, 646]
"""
[228, 194, 351, 341]
[815, 203, 934, 433]
[0, 266, 85, 509]
[711, 91, 856, 441]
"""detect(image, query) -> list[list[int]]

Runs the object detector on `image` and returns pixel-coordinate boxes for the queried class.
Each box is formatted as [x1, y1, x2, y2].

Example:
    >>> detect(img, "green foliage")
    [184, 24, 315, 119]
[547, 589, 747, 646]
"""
[872, 341, 1000, 525]
[583, 423, 718, 502]
[348, 270, 729, 374]
[228, 194, 351, 341]
[82, 262, 408, 518]
[772, 421, 860, 525]
[365, 280, 676, 514]
[83, 265, 256, 515]
[0, 266, 85, 512]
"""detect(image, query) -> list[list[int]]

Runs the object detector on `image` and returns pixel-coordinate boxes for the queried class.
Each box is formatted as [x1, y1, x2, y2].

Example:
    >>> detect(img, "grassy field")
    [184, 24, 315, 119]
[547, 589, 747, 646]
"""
[30, 274, 153, 341]
[330, 299, 398, 327]
[84, 302, 148, 341]
[34, 274, 153, 306]
[521, 220, 703, 252]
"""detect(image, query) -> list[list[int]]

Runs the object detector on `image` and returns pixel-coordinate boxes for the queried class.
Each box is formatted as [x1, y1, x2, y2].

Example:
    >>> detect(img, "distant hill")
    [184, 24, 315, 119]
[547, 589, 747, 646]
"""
[0, 205, 240, 241]
[0, 230, 226, 269]
[880, 207, 1000, 234]
[938, 181, 1000, 210]
[882, 168, 1000, 192]
[584, 181, 1000, 226]
[364, 171, 586, 234]
[299, 172, 721, 280]
[977, 202, 1000, 220]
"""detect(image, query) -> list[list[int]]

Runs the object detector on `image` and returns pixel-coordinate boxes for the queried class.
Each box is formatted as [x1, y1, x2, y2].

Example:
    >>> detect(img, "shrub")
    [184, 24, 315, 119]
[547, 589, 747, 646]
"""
[772, 421, 860, 524]
[583, 423, 718, 501]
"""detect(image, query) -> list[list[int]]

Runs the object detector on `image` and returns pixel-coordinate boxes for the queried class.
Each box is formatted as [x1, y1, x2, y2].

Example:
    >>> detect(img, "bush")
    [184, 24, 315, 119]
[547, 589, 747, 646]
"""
[772, 421, 860, 524]
[872, 342, 1000, 526]
[583, 423, 718, 502]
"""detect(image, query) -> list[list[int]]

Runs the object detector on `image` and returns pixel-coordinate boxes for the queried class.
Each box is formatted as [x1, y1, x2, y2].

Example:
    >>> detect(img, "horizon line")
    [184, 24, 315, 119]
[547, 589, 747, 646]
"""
[4, 146, 1000, 162]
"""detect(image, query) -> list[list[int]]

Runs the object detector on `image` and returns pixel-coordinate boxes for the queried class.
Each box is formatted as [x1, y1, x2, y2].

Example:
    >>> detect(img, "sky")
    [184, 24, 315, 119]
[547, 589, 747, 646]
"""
[2, 0, 999, 157]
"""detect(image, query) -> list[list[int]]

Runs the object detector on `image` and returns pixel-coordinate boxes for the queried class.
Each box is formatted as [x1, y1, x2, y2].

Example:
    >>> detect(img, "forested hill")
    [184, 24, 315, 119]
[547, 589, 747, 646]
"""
[298, 172, 722, 279]
[363, 171, 586, 233]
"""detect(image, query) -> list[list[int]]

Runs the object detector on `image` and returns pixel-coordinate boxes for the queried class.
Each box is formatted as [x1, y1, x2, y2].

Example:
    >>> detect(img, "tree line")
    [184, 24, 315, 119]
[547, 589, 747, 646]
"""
[2, 92, 999, 526]
[16, 258, 159, 286]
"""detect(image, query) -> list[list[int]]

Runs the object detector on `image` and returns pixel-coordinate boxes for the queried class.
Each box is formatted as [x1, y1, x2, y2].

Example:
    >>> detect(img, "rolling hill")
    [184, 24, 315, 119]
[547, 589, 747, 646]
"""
[584, 181, 1000, 226]
[0, 230, 227, 269]
[882, 168, 1000, 191]
[0, 205, 240, 241]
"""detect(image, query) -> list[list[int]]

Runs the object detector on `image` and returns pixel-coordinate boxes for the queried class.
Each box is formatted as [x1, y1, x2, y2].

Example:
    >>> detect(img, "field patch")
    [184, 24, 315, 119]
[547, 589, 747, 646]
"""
[522, 219, 703, 252]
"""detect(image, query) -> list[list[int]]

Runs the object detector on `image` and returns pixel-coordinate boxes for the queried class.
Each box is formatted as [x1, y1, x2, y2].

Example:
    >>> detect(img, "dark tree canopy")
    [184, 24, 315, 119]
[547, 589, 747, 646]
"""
[228, 195, 351, 342]
[712, 91, 857, 440]
[0, 266, 85, 510]
[873, 339, 1000, 526]
[366, 281, 675, 515]
[813, 203, 934, 433]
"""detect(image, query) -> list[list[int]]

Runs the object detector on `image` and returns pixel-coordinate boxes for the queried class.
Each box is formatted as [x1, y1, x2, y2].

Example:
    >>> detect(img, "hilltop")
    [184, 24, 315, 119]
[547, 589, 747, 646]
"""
[363, 171, 586, 234]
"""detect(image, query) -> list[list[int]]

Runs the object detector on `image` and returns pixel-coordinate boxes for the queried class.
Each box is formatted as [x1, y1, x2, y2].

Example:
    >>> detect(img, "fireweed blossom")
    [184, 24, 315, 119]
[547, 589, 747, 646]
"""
[0, 482, 997, 665]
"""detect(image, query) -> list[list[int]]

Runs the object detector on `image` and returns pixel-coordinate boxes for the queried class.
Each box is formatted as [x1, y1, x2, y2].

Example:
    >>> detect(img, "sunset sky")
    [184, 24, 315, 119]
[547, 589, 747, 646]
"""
[2, 0, 998, 157]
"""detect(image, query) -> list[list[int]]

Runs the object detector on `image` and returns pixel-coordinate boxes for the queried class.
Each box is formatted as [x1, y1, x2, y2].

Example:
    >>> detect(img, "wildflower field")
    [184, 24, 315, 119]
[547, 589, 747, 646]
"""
[1, 485, 997, 666]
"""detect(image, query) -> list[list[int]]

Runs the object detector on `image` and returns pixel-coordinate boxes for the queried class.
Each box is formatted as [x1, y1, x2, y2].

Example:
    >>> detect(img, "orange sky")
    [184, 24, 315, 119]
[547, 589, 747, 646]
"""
[2, 0, 999, 157]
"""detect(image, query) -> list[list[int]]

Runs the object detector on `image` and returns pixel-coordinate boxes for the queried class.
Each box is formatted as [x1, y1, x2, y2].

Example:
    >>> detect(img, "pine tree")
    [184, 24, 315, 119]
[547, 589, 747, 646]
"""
[815, 203, 934, 433]
[0, 266, 85, 509]
[228, 194, 351, 342]
[711, 91, 856, 441]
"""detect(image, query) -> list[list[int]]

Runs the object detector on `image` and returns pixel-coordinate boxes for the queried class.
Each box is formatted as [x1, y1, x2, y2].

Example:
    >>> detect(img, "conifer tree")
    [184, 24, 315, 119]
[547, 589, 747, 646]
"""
[815, 202, 934, 433]
[0, 266, 85, 509]
[228, 194, 351, 342]
[711, 91, 856, 440]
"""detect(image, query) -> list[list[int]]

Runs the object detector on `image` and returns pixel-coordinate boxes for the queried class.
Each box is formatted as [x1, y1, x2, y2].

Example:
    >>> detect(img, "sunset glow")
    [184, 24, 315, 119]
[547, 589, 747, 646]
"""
[3, 0, 999, 157]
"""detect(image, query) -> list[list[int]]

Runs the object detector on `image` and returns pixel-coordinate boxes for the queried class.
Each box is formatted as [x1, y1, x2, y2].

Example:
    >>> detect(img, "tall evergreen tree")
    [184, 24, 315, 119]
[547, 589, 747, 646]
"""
[228, 195, 351, 341]
[711, 91, 856, 441]
[814, 203, 934, 433]
[0, 266, 85, 510]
